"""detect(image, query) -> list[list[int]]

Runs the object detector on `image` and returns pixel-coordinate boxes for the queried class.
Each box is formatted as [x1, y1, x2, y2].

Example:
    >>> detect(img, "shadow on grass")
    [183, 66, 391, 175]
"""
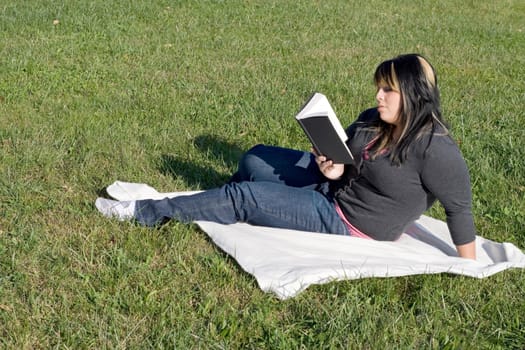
[159, 134, 246, 189]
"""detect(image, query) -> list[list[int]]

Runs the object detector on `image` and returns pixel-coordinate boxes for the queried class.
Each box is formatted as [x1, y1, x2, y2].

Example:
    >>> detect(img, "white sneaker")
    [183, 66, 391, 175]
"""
[106, 180, 204, 201]
[95, 198, 136, 221]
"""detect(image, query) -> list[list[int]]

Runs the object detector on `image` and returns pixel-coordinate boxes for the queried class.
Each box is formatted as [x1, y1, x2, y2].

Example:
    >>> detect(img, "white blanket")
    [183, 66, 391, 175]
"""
[106, 181, 525, 300]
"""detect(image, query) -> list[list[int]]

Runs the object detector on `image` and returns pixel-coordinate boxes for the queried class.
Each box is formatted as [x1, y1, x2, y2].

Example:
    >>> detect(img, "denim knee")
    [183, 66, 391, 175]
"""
[237, 144, 268, 181]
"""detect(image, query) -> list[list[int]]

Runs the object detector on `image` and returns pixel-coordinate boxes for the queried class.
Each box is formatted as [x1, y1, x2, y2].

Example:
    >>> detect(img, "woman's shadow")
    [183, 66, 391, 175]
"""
[158, 134, 245, 188]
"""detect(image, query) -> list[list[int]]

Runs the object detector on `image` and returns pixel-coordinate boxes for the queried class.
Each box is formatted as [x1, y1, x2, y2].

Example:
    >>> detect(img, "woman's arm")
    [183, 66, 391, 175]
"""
[420, 137, 478, 251]
[456, 241, 476, 260]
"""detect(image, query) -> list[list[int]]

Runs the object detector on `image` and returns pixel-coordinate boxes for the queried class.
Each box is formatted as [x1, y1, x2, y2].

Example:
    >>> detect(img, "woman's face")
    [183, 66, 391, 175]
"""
[376, 86, 401, 126]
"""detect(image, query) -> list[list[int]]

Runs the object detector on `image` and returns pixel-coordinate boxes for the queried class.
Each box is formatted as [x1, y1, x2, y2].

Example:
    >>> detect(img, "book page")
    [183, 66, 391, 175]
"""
[295, 93, 348, 143]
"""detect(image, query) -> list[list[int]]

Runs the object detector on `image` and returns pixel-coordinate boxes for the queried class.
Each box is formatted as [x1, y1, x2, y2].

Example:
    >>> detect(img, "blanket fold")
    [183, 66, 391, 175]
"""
[106, 181, 525, 299]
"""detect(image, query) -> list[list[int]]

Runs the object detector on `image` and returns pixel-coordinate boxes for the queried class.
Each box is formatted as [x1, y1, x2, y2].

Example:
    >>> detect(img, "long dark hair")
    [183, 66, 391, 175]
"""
[372, 54, 448, 164]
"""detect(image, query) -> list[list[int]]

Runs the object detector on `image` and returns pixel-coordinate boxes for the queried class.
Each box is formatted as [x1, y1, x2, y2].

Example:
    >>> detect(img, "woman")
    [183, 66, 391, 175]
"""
[96, 54, 477, 259]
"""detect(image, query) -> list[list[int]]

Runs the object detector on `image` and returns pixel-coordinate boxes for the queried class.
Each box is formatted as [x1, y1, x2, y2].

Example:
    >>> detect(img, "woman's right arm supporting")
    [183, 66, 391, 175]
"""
[420, 138, 477, 260]
[456, 241, 476, 260]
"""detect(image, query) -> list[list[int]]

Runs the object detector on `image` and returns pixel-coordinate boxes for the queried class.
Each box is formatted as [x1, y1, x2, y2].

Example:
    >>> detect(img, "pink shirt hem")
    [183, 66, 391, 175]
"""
[334, 202, 373, 240]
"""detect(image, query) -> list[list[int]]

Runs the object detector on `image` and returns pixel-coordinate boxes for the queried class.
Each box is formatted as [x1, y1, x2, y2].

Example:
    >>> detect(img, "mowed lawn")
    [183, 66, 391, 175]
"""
[1, 0, 524, 348]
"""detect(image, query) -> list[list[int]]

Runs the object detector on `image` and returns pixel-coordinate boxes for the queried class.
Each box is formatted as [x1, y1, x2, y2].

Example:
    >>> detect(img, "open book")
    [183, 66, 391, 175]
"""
[295, 92, 354, 164]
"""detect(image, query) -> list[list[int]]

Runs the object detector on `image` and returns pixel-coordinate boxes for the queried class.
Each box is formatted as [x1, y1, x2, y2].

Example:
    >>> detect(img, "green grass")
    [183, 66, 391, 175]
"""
[1, 0, 524, 348]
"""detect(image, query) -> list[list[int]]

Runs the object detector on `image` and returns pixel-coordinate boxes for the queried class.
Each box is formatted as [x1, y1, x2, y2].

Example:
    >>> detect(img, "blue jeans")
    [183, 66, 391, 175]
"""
[134, 145, 349, 235]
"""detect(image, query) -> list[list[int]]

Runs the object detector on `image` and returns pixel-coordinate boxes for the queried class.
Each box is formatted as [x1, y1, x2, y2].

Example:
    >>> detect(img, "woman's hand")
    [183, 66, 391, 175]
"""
[455, 241, 476, 260]
[313, 149, 345, 180]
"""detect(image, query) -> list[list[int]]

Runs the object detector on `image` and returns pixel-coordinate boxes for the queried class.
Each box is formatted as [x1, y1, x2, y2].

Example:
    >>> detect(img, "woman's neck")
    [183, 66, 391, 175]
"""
[392, 126, 402, 143]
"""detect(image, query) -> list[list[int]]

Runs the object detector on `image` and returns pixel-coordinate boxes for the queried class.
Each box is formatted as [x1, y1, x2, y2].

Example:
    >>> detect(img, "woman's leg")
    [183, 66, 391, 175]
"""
[229, 144, 326, 189]
[134, 181, 349, 235]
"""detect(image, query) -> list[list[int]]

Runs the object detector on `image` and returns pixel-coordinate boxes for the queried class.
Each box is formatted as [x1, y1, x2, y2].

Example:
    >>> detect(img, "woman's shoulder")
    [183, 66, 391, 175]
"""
[345, 108, 379, 134]
[356, 107, 380, 123]
[419, 130, 464, 162]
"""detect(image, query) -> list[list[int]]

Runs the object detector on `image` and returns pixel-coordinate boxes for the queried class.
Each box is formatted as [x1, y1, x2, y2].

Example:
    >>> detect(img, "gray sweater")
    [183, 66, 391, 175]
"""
[332, 108, 476, 245]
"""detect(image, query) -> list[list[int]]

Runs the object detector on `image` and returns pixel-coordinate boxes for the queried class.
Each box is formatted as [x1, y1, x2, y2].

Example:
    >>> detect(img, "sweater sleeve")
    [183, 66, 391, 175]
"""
[420, 136, 477, 245]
